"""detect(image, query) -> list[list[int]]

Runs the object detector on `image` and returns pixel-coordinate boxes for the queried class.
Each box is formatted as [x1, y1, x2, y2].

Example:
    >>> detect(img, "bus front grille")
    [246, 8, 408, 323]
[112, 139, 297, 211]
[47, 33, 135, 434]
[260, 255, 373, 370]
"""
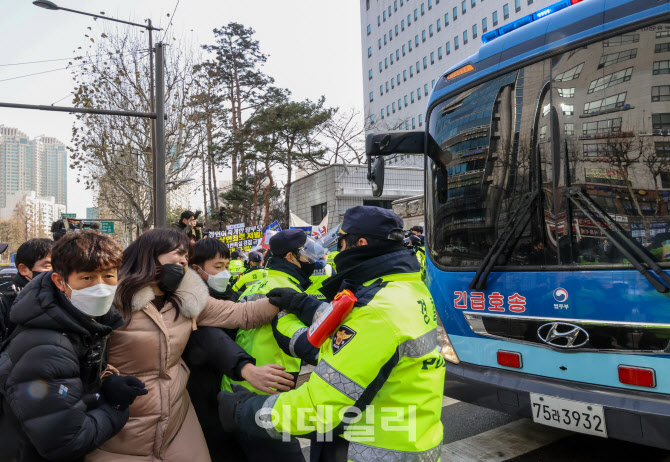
[463, 313, 670, 354]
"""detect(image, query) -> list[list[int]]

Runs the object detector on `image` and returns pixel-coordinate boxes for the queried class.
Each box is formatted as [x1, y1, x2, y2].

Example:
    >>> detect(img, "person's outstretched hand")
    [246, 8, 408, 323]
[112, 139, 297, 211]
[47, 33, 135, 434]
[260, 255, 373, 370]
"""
[241, 363, 295, 395]
[267, 288, 307, 315]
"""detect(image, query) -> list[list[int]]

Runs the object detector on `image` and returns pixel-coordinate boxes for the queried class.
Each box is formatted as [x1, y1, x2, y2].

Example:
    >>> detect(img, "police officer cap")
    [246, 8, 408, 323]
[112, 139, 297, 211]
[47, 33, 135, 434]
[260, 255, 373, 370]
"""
[340, 206, 404, 241]
[270, 229, 307, 256]
[249, 251, 263, 263]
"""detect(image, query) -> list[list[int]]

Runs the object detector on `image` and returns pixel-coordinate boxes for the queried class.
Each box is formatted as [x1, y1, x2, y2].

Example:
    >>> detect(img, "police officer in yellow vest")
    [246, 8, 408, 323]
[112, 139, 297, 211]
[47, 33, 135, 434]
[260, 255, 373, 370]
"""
[222, 229, 327, 461]
[408, 234, 427, 280]
[228, 250, 246, 284]
[232, 250, 265, 292]
[218, 206, 445, 462]
[305, 257, 333, 300]
[325, 250, 339, 272]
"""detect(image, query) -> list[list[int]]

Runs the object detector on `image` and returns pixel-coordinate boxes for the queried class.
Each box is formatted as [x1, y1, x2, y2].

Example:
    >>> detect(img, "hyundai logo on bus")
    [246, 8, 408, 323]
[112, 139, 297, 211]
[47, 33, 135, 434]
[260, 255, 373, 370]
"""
[552, 288, 568, 303]
[537, 323, 589, 349]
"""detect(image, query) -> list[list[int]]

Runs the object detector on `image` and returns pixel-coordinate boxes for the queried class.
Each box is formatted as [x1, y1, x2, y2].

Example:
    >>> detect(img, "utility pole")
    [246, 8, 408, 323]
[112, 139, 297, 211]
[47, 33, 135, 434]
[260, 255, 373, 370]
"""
[148, 18, 158, 228]
[155, 43, 167, 228]
[27, 1, 163, 228]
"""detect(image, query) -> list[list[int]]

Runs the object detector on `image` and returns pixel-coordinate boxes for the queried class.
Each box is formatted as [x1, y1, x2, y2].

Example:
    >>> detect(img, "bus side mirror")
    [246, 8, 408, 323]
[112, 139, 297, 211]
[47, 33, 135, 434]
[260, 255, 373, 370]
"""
[367, 156, 385, 197]
[365, 131, 424, 197]
[365, 131, 425, 157]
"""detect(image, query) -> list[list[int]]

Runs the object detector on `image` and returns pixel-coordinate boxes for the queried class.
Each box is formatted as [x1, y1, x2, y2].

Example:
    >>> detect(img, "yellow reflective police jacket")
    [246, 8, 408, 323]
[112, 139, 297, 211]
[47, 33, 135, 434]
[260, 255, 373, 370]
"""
[232, 266, 265, 292]
[305, 264, 333, 300]
[325, 251, 339, 272]
[415, 247, 426, 280]
[236, 252, 445, 461]
[222, 262, 311, 394]
[228, 259, 246, 281]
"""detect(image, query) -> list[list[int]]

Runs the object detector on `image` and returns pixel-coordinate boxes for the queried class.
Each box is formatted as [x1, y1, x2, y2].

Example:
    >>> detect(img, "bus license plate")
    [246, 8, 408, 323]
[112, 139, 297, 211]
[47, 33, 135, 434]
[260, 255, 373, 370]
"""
[529, 394, 608, 438]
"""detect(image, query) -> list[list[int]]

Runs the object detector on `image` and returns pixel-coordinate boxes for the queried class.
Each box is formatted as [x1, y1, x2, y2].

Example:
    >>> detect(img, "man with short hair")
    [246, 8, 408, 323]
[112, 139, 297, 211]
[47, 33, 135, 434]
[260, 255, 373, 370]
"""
[219, 206, 444, 461]
[172, 210, 202, 242]
[0, 231, 146, 461]
[410, 224, 425, 245]
[0, 238, 53, 342]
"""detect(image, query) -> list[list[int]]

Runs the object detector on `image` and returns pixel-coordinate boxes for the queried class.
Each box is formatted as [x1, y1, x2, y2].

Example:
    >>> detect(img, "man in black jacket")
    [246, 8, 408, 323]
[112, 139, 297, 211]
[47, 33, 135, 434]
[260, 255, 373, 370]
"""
[185, 238, 295, 462]
[172, 210, 203, 242]
[0, 238, 53, 342]
[0, 231, 146, 461]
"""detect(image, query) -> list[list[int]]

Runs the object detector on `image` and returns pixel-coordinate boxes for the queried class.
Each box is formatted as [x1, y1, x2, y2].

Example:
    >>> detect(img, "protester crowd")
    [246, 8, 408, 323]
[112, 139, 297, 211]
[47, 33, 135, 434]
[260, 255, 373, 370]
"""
[0, 205, 440, 462]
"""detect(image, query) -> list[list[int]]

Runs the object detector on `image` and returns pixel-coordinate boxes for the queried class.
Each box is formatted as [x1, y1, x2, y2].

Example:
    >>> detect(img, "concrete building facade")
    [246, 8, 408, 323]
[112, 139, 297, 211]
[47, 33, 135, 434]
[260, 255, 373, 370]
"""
[289, 163, 424, 230]
[168, 181, 192, 214]
[392, 194, 425, 228]
[360, 0, 555, 133]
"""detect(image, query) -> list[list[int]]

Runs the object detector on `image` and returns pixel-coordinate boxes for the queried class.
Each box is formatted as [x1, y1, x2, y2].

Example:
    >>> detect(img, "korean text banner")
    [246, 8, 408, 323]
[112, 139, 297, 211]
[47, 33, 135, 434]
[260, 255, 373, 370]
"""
[209, 223, 263, 252]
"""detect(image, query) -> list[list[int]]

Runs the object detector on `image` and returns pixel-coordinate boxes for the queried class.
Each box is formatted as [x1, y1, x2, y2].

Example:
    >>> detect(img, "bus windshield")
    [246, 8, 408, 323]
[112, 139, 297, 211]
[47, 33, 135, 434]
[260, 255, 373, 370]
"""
[427, 23, 670, 270]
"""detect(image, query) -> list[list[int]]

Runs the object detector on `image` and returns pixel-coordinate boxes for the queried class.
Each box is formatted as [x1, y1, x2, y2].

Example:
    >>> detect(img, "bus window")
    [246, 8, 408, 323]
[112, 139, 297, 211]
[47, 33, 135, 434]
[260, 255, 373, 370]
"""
[427, 59, 554, 267]
[554, 25, 670, 266]
[427, 23, 670, 270]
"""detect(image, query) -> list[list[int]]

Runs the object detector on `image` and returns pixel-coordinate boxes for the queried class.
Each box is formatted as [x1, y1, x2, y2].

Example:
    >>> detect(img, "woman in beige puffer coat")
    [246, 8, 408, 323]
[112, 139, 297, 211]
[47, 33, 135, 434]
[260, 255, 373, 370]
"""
[86, 229, 278, 462]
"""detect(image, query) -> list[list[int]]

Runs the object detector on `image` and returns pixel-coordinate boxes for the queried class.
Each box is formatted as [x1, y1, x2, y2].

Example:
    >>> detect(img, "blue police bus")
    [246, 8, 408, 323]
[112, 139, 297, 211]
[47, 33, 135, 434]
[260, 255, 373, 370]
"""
[366, 0, 670, 449]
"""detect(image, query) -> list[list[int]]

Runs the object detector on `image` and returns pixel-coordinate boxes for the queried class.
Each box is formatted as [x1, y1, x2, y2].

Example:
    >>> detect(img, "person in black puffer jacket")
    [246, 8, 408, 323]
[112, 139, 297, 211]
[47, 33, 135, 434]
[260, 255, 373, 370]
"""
[0, 238, 54, 343]
[0, 231, 146, 462]
[185, 238, 295, 462]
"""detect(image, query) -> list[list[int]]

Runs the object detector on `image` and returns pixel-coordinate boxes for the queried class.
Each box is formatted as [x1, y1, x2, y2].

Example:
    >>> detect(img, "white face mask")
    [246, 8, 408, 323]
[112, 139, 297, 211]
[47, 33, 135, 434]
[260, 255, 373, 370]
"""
[67, 283, 117, 317]
[207, 269, 231, 292]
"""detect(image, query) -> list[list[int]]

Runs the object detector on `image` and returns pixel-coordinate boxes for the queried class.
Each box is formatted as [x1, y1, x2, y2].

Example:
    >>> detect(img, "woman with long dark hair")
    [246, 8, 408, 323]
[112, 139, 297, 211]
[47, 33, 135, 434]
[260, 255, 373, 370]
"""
[86, 229, 280, 462]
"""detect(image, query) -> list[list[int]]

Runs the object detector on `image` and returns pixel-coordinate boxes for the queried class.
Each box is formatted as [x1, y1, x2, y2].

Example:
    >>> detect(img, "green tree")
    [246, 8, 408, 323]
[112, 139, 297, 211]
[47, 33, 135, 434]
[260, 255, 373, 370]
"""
[201, 22, 274, 180]
[273, 97, 332, 225]
[241, 93, 332, 225]
[240, 88, 289, 224]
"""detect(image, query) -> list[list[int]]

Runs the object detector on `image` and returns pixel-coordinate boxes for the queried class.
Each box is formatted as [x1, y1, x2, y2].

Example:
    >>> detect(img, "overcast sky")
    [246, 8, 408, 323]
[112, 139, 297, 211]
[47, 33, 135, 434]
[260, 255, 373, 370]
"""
[0, 0, 364, 217]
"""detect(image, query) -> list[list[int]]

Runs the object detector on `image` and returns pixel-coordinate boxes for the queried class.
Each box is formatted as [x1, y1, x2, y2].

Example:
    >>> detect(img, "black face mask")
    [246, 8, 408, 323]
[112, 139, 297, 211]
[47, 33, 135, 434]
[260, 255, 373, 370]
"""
[299, 261, 316, 279]
[158, 264, 185, 293]
[30, 270, 42, 279]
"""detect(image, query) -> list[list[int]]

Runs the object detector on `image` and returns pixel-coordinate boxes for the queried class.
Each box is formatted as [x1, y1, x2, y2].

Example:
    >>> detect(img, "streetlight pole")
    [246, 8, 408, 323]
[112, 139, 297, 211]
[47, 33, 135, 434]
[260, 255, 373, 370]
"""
[31, 0, 166, 227]
[155, 43, 167, 228]
[148, 18, 158, 228]
[33, 1, 159, 32]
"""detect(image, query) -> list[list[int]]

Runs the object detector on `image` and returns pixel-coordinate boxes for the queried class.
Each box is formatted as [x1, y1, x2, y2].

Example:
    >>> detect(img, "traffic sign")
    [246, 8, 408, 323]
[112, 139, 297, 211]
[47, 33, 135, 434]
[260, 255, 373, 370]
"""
[61, 213, 77, 219]
[100, 221, 115, 234]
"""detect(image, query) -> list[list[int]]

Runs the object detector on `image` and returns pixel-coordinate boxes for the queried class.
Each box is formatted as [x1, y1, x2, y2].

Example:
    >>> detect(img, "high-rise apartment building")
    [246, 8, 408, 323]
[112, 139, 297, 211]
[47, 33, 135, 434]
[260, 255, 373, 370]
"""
[35, 135, 68, 206]
[360, 0, 554, 133]
[0, 191, 66, 237]
[0, 126, 67, 209]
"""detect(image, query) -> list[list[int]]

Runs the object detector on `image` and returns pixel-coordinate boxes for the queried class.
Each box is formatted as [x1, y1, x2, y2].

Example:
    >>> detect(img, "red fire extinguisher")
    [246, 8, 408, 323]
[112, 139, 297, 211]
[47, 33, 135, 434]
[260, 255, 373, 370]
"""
[307, 289, 358, 348]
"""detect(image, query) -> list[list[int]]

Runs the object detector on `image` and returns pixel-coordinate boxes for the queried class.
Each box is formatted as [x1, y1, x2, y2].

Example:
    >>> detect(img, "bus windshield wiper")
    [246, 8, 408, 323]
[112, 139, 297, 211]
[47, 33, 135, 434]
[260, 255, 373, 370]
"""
[564, 186, 670, 294]
[469, 190, 539, 290]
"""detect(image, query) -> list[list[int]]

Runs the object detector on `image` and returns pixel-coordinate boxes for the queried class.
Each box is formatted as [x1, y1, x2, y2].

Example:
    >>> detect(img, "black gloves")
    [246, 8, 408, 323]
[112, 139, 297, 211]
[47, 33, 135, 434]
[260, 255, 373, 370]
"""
[101, 374, 148, 410]
[267, 288, 308, 316]
[218, 384, 258, 432]
[105, 404, 131, 433]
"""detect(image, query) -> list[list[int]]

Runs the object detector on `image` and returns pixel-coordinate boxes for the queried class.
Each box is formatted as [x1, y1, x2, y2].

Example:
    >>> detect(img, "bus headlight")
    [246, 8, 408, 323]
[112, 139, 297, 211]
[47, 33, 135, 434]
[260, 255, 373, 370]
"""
[437, 326, 460, 364]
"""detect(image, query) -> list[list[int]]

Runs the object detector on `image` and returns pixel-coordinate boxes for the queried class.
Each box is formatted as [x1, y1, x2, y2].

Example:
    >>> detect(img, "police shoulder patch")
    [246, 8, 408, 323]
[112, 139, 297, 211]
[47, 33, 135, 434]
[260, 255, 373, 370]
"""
[332, 325, 356, 355]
